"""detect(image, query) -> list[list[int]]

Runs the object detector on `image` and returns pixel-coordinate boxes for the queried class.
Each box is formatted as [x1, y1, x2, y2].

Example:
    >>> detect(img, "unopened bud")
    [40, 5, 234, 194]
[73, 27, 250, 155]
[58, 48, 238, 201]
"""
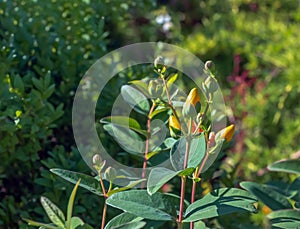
[182, 88, 201, 118]
[169, 115, 181, 130]
[148, 80, 163, 97]
[92, 154, 106, 173]
[92, 154, 102, 165]
[204, 60, 214, 71]
[204, 76, 218, 93]
[216, 124, 235, 142]
[154, 56, 165, 69]
[104, 166, 117, 182]
[208, 132, 216, 148]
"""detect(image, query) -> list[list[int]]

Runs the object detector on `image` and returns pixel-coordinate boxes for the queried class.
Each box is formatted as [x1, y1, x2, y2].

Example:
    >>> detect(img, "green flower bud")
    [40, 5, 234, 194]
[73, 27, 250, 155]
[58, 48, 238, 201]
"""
[92, 154, 106, 173]
[203, 76, 218, 93]
[204, 60, 215, 71]
[154, 56, 165, 69]
[148, 80, 163, 97]
[104, 166, 117, 182]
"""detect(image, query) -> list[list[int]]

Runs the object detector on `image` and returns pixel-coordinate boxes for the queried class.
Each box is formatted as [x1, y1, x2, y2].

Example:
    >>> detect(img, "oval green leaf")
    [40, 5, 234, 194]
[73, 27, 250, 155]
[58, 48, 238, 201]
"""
[106, 190, 177, 221]
[170, 135, 206, 171]
[183, 188, 257, 222]
[121, 85, 150, 115]
[240, 181, 292, 210]
[268, 159, 300, 174]
[50, 169, 103, 196]
[103, 124, 145, 155]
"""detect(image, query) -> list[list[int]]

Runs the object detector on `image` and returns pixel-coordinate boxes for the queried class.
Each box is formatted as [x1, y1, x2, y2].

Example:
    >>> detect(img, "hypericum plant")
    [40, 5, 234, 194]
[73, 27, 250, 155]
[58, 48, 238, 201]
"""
[26, 59, 258, 229]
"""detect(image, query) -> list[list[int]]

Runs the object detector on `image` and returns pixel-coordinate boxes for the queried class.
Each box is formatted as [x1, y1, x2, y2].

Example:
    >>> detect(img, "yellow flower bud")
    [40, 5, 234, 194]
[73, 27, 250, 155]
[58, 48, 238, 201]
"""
[169, 115, 181, 130]
[221, 124, 235, 142]
[186, 88, 200, 106]
[182, 88, 201, 118]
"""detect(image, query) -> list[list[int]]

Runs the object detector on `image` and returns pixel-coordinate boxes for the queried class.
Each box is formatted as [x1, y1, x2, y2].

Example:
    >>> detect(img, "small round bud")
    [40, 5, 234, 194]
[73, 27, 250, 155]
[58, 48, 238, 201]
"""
[148, 80, 163, 97]
[92, 154, 101, 165]
[204, 60, 214, 71]
[204, 76, 218, 93]
[104, 166, 117, 182]
[154, 56, 165, 68]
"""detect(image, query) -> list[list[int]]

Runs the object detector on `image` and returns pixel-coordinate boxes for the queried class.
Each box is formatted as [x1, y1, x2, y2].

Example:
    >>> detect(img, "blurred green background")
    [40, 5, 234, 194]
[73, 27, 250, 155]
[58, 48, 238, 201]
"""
[1, 0, 300, 228]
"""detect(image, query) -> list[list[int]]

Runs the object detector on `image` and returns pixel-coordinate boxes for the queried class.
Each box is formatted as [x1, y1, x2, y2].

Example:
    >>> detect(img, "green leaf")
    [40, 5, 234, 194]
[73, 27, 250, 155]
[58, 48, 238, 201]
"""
[167, 73, 178, 87]
[268, 159, 300, 174]
[193, 221, 210, 229]
[108, 179, 146, 196]
[40, 196, 65, 228]
[67, 179, 80, 229]
[42, 84, 55, 99]
[147, 167, 195, 195]
[106, 190, 177, 221]
[13, 74, 24, 93]
[23, 218, 57, 229]
[147, 168, 178, 195]
[170, 135, 206, 171]
[149, 107, 169, 119]
[32, 77, 44, 91]
[268, 210, 300, 229]
[105, 212, 144, 229]
[50, 169, 103, 196]
[183, 188, 257, 222]
[129, 80, 149, 96]
[177, 167, 195, 177]
[69, 217, 84, 229]
[100, 116, 147, 136]
[200, 139, 224, 173]
[121, 85, 150, 115]
[240, 181, 292, 210]
[103, 124, 145, 155]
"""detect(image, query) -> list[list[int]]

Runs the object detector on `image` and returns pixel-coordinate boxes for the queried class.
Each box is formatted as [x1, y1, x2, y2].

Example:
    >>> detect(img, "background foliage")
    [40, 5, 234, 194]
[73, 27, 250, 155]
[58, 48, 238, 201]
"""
[1, 0, 299, 228]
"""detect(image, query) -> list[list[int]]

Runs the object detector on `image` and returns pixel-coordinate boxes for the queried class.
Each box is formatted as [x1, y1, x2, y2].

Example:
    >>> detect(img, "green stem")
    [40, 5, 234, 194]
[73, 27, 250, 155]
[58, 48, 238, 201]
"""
[162, 76, 172, 105]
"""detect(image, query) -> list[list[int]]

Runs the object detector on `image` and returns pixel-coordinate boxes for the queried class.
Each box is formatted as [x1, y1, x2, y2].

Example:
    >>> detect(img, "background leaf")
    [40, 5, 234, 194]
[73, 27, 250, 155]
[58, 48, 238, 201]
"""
[268, 159, 300, 174]
[240, 181, 292, 210]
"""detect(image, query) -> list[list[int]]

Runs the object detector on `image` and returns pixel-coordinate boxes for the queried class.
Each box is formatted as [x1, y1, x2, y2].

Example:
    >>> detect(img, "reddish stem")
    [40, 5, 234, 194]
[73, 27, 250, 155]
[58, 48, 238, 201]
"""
[178, 139, 190, 227]
[142, 102, 156, 179]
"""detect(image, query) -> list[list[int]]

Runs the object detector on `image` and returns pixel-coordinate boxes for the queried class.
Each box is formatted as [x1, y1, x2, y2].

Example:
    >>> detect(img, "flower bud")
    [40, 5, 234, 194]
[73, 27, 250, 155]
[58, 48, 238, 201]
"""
[92, 154, 101, 165]
[169, 115, 181, 137]
[182, 88, 200, 118]
[186, 88, 200, 106]
[92, 154, 106, 173]
[216, 124, 235, 142]
[169, 115, 181, 130]
[208, 132, 216, 148]
[204, 76, 218, 93]
[148, 80, 163, 97]
[154, 56, 165, 69]
[104, 166, 117, 182]
[204, 60, 215, 71]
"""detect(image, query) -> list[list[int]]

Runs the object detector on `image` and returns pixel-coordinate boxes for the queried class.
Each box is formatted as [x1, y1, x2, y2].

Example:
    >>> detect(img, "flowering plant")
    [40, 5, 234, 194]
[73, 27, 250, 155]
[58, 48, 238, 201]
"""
[25, 58, 257, 229]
